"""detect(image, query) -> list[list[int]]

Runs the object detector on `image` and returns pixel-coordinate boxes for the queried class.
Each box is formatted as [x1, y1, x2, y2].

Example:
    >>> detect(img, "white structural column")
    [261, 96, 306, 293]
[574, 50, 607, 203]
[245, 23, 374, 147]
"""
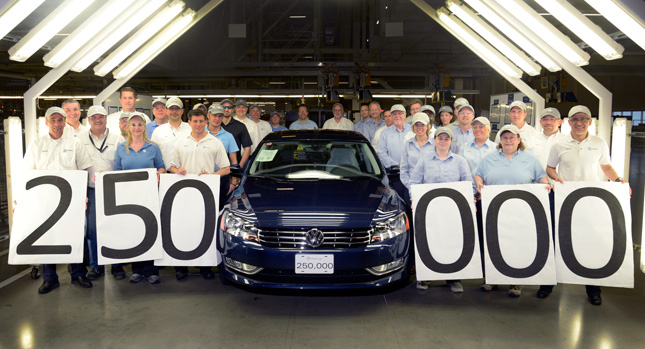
[4, 117, 23, 230]
[94, 0, 224, 105]
[409, 0, 545, 119]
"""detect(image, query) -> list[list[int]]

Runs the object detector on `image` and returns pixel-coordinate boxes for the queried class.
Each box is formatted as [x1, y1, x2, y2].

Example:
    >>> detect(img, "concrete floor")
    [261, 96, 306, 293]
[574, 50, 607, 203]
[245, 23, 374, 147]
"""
[0, 144, 643, 349]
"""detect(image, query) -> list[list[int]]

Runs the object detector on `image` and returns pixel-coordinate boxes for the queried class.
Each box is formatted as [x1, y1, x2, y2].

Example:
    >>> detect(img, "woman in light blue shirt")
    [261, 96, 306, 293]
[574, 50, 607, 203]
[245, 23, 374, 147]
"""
[474, 124, 550, 298]
[400, 113, 435, 193]
[409, 126, 472, 293]
[113, 114, 166, 285]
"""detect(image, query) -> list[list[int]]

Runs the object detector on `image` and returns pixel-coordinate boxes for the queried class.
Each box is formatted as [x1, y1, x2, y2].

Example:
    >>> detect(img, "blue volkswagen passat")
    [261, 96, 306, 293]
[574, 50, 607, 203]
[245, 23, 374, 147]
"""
[218, 130, 411, 289]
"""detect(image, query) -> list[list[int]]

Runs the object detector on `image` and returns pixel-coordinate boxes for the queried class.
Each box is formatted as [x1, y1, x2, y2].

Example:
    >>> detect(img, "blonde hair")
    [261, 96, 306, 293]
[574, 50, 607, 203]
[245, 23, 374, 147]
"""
[124, 115, 154, 153]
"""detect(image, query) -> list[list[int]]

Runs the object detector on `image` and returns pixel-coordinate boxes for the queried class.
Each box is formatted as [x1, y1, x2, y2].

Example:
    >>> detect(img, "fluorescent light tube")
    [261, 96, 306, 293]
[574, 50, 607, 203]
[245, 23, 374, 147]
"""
[94, 0, 185, 77]
[8, 0, 97, 62]
[43, 0, 135, 68]
[0, 0, 46, 41]
[535, 0, 624, 60]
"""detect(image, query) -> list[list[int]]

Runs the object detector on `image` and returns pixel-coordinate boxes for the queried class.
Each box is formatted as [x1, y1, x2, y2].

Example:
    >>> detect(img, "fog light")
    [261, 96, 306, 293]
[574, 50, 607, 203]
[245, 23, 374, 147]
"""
[366, 258, 405, 276]
[224, 257, 263, 275]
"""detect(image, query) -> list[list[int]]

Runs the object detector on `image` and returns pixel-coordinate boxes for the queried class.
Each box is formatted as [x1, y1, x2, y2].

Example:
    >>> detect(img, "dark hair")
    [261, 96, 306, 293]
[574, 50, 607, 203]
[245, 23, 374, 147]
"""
[496, 132, 526, 151]
[120, 87, 137, 98]
[188, 109, 206, 121]
[436, 111, 455, 127]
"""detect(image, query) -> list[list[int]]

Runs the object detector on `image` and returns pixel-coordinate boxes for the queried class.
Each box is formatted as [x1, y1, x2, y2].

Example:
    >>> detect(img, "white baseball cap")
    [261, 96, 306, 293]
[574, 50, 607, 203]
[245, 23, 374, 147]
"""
[166, 97, 183, 108]
[390, 104, 406, 113]
[87, 105, 107, 117]
[568, 105, 592, 118]
[45, 107, 66, 119]
[509, 100, 527, 112]
[454, 97, 468, 108]
[411, 112, 430, 125]
[540, 107, 561, 119]
[420, 105, 435, 114]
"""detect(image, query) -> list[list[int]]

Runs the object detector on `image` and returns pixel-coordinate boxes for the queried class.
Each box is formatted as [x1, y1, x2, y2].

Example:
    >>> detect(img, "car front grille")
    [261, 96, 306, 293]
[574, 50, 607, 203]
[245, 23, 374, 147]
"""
[257, 229, 371, 249]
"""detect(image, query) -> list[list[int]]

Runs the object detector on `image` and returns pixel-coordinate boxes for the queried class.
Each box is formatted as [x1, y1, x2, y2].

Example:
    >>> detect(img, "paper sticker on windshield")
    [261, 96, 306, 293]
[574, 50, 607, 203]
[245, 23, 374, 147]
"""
[255, 149, 278, 162]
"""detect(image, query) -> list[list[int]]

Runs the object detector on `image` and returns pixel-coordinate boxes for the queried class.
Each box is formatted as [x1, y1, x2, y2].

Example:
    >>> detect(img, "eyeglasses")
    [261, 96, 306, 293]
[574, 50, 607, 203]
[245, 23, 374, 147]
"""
[222, 106, 233, 110]
[569, 117, 590, 123]
[458, 111, 474, 116]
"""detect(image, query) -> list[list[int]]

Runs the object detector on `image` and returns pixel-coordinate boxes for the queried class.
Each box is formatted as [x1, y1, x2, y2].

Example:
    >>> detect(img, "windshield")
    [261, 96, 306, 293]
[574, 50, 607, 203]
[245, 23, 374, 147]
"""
[249, 140, 382, 179]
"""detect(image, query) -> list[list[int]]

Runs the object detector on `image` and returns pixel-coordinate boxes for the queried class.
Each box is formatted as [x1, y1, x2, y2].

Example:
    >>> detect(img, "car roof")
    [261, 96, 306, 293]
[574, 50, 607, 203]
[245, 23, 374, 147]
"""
[263, 129, 369, 142]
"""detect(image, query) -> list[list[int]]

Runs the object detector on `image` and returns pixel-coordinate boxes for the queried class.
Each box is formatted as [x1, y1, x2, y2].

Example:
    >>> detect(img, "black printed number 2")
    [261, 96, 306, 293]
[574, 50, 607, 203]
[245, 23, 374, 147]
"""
[16, 176, 73, 255]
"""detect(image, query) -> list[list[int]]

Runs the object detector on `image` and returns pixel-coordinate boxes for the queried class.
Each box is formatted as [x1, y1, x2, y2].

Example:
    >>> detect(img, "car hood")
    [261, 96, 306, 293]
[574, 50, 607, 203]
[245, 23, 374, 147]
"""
[228, 176, 402, 229]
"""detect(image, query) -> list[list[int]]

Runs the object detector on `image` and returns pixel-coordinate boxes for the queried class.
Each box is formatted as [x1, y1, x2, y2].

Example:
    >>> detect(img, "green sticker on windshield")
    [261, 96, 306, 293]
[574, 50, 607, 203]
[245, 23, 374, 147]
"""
[255, 149, 278, 162]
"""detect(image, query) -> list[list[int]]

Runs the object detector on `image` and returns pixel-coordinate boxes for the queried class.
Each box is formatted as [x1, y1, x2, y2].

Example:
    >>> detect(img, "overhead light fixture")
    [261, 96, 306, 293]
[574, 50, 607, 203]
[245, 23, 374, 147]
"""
[94, 0, 185, 77]
[112, 9, 195, 79]
[0, 0, 46, 41]
[492, 0, 590, 66]
[153, 94, 324, 99]
[437, 8, 523, 78]
[446, 0, 541, 76]
[8, 0, 97, 62]
[43, 0, 135, 68]
[71, 0, 167, 72]
[465, 0, 560, 72]
[371, 94, 435, 99]
[289, 15, 306, 19]
[534, 0, 624, 60]
[585, 0, 645, 53]
[269, 82, 286, 85]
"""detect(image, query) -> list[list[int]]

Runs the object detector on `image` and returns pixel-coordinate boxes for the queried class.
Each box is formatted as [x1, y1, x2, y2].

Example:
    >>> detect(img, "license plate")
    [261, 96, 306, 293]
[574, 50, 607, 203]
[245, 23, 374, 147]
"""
[295, 254, 334, 274]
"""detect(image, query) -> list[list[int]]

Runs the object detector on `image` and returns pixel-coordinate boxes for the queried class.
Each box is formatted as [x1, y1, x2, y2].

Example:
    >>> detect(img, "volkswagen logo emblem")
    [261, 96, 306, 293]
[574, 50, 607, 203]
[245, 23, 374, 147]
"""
[305, 228, 324, 248]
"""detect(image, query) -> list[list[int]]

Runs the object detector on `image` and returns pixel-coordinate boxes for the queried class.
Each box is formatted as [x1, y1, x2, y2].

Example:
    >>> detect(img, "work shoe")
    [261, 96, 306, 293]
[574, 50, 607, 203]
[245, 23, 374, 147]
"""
[449, 281, 464, 293]
[129, 273, 143, 283]
[38, 280, 60, 294]
[147, 275, 161, 284]
[480, 283, 494, 292]
[176, 270, 188, 281]
[112, 266, 126, 280]
[87, 268, 104, 280]
[30, 266, 40, 279]
[537, 287, 552, 299]
[508, 285, 522, 297]
[416, 281, 430, 290]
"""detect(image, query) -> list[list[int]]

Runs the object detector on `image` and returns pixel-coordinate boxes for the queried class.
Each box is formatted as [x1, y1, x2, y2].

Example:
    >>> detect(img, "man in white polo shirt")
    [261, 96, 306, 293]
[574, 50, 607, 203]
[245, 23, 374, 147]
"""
[24, 107, 93, 294]
[62, 99, 87, 138]
[106, 87, 150, 135]
[532, 107, 567, 169]
[323, 103, 354, 130]
[79, 105, 125, 280]
[169, 108, 230, 281]
[151, 97, 191, 169]
[539, 105, 629, 306]
[494, 100, 541, 153]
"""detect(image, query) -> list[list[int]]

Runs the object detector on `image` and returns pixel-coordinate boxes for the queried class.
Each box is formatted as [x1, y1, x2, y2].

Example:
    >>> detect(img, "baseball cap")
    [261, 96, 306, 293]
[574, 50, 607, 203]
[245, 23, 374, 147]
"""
[454, 97, 469, 108]
[509, 100, 527, 112]
[540, 107, 561, 119]
[568, 105, 592, 118]
[87, 105, 107, 117]
[411, 112, 430, 125]
[270, 110, 281, 118]
[166, 97, 183, 108]
[438, 105, 453, 114]
[249, 104, 260, 111]
[45, 107, 66, 119]
[192, 103, 206, 110]
[152, 98, 167, 108]
[458, 104, 475, 114]
[221, 98, 234, 106]
[435, 126, 453, 139]
[208, 104, 224, 115]
[390, 104, 406, 113]
[498, 124, 520, 136]
[420, 105, 435, 114]
[127, 112, 147, 124]
[235, 99, 248, 107]
[471, 116, 490, 128]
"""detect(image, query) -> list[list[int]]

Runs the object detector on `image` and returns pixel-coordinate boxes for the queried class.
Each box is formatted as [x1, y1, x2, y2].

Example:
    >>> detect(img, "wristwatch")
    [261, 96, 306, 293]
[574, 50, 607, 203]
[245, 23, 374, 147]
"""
[614, 177, 623, 182]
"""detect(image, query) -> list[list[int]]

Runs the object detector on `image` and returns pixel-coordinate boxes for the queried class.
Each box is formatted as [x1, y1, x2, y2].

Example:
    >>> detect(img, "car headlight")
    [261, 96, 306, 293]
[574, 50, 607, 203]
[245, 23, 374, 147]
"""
[220, 210, 259, 242]
[371, 213, 408, 243]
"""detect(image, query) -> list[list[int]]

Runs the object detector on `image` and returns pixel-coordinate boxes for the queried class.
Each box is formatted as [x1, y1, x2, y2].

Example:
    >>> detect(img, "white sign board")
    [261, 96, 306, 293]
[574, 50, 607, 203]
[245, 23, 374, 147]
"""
[554, 182, 633, 288]
[155, 174, 221, 266]
[96, 169, 163, 264]
[9, 170, 87, 264]
[481, 184, 557, 285]
[411, 181, 482, 281]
